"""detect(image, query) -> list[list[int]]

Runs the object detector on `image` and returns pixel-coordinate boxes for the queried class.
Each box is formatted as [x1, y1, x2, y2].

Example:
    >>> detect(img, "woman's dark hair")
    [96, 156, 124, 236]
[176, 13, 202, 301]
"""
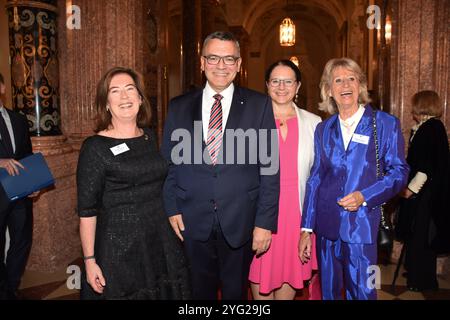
[94, 67, 151, 133]
[265, 60, 302, 83]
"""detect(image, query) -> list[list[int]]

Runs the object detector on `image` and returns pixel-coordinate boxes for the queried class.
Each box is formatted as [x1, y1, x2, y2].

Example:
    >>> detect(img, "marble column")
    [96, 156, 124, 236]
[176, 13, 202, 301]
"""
[390, 0, 450, 138]
[6, 0, 79, 272]
[389, 0, 450, 272]
[58, 0, 150, 144]
[182, 0, 202, 92]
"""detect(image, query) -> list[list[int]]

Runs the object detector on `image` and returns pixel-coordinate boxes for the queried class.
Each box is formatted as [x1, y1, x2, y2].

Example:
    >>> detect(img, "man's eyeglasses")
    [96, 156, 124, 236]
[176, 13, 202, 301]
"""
[203, 55, 240, 65]
[268, 79, 296, 87]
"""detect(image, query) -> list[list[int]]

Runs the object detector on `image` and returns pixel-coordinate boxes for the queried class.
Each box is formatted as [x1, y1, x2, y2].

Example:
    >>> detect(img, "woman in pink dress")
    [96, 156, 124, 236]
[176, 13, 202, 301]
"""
[249, 60, 321, 300]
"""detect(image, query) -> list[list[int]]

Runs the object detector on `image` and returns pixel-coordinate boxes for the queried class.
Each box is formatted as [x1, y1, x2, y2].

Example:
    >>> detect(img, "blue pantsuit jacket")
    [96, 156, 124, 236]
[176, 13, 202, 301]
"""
[301, 105, 409, 244]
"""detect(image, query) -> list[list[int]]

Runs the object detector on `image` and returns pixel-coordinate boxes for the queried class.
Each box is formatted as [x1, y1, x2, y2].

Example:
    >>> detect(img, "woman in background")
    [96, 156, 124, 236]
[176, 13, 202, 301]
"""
[397, 90, 450, 291]
[249, 60, 321, 300]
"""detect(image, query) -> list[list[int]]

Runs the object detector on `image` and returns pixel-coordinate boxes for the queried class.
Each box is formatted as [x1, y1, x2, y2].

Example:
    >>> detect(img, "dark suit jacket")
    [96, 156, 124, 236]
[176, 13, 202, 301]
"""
[0, 108, 33, 210]
[301, 105, 409, 244]
[161, 86, 280, 248]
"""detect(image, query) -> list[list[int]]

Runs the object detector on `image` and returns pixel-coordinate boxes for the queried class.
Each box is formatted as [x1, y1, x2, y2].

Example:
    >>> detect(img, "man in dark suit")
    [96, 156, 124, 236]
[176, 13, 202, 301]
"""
[0, 73, 33, 300]
[162, 31, 280, 300]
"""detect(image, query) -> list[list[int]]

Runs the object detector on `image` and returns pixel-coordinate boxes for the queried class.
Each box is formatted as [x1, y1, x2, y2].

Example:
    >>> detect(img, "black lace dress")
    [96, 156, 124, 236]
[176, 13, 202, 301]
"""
[77, 129, 191, 299]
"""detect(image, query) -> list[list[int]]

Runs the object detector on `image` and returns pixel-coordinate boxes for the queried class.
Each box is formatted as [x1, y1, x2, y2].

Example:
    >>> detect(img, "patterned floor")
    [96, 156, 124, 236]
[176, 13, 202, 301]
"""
[15, 255, 450, 300]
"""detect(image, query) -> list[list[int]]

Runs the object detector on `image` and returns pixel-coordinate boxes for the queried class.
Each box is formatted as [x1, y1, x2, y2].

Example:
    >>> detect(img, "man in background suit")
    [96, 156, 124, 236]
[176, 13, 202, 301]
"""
[162, 31, 280, 299]
[0, 72, 33, 300]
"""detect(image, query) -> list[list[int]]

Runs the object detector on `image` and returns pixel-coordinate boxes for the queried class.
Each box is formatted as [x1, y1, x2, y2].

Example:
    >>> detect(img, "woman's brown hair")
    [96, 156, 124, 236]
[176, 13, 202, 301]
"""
[94, 67, 151, 132]
[411, 90, 442, 118]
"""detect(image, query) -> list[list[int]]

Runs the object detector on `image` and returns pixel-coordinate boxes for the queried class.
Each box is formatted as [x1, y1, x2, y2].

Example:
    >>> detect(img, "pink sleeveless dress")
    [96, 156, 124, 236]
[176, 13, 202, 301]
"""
[249, 117, 318, 294]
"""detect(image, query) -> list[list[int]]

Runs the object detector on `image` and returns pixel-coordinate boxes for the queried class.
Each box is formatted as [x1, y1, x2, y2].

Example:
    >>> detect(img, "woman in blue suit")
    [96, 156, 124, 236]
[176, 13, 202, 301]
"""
[298, 58, 409, 300]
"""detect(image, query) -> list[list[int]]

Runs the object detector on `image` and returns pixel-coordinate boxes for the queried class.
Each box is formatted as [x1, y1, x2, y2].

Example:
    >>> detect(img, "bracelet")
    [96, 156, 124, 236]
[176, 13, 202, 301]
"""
[83, 255, 95, 261]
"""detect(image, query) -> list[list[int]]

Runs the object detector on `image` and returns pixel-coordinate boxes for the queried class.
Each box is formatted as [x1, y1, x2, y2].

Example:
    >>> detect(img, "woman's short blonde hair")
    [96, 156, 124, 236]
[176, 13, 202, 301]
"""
[412, 90, 442, 118]
[318, 58, 371, 114]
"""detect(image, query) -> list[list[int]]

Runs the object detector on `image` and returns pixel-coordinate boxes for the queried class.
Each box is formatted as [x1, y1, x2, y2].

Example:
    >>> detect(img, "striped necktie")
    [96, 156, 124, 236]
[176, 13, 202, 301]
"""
[207, 94, 223, 165]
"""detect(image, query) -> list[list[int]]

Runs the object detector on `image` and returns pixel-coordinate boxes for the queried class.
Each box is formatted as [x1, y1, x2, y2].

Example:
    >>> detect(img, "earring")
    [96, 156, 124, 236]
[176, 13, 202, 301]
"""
[106, 105, 110, 111]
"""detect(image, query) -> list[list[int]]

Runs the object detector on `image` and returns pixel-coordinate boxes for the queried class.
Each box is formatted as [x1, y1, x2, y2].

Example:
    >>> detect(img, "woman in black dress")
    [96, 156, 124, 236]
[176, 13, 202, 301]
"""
[398, 90, 450, 291]
[76, 67, 191, 299]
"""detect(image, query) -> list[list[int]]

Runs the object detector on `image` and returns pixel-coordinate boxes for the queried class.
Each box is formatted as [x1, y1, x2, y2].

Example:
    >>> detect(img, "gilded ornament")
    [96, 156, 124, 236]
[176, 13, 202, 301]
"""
[20, 10, 35, 28]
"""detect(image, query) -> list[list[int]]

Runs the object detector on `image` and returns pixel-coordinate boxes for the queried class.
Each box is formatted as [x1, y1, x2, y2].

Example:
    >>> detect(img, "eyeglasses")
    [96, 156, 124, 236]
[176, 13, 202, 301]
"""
[268, 79, 296, 87]
[203, 55, 240, 65]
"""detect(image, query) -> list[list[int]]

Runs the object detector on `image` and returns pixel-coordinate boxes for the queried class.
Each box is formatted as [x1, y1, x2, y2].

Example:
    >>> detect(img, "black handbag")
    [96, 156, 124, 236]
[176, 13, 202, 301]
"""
[372, 110, 394, 248]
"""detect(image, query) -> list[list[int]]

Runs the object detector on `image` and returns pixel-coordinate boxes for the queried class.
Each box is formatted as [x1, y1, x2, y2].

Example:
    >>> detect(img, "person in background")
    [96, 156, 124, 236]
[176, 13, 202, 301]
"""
[249, 60, 321, 300]
[299, 58, 409, 300]
[77, 67, 191, 299]
[0, 72, 33, 300]
[397, 90, 450, 292]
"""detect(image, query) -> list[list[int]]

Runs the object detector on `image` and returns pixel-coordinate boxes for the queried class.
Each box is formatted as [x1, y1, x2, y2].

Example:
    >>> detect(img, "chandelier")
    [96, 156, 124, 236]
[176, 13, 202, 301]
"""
[280, 17, 295, 46]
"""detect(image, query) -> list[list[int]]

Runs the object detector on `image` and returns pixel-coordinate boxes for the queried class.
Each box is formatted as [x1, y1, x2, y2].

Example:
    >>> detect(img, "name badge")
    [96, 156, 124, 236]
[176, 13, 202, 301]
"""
[352, 134, 370, 145]
[110, 143, 130, 156]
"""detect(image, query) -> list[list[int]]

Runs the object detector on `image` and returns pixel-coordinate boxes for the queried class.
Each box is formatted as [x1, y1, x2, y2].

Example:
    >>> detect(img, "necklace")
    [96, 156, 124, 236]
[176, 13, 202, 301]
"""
[274, 104, 296, 126]
[277, 116, 296, 126]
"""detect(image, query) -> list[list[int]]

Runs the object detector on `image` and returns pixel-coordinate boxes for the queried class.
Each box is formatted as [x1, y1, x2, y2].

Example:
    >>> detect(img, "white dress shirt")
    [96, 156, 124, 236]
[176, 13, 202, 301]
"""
[0, 104, 16, 153]
[202, 82, 234, 143]
[338, 105, 365, 150]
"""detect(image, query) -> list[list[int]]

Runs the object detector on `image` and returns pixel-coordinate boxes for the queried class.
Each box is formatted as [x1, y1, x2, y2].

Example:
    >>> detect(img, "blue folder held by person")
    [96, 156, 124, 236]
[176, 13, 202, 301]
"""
[0, 152, 54, 201]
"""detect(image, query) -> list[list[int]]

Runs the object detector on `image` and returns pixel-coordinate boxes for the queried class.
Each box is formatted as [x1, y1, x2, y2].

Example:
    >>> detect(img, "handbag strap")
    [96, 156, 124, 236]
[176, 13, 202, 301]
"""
[372, 109, 390, 227]
[372, 109, 383, 179]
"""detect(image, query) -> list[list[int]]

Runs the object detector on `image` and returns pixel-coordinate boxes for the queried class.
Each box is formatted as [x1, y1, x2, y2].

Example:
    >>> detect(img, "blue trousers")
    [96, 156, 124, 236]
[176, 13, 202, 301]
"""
[317, 236, 377, 300]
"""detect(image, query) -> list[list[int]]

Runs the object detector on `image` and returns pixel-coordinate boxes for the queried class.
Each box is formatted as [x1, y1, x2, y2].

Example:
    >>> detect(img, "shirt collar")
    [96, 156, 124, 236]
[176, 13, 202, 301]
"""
[412, 115, 434, 132]
[204, 82, 234, 101]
